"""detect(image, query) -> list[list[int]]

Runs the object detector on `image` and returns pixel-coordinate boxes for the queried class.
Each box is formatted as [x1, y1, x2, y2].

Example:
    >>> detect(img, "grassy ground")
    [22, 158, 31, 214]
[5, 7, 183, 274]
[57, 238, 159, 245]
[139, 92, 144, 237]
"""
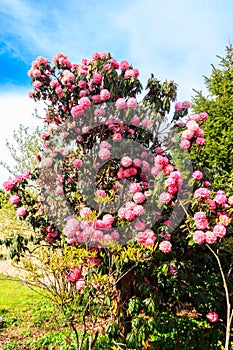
[0, 275, 75, 350]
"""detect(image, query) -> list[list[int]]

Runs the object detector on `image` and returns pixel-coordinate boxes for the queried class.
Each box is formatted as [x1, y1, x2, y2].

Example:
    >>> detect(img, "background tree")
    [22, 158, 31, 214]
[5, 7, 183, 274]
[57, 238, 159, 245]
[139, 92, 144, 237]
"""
[191, 44, 233, 189]
[0, 123, 44, 176]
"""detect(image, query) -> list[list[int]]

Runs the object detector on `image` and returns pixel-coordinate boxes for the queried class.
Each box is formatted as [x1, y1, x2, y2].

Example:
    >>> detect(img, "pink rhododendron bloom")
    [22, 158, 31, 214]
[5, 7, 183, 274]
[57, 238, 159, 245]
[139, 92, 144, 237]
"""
[109, 58, 119, 68]
[182, 101, 191, 109]
[99, 141, 112, 149]
[180, 139, 190, 150]
[133, 192, 146, 204]
[141, 117, 152, 130]
[64, 218, 80, 238]
[123, 167, 137, 177]
[55, 186, 64, 195]
[9, 195, 20, 205]
[100, 89, 111, 101]
[73, 158, 83, 168]
[79, 97, 91, 109]
[142, 161, 150, 171]
[154, 155, 169, 168]
[98, 148, 111, 160]
[159, 192, 173, 205]
[174, 102, 183, 111]
[131, 115, 140, 126]
[16, 207, 27, 217]
[133, 205, 144, 216]
[207, 312, 218, 323]
[71, 105, 85, 117]
[135, 229, 156, 247]
[193, 230, 206, 244]
[95, 189, 106, 198]
[207, 199, 216, 211]
[102, 214, 114, 226]
[214, 190, 227, 205]
[94, 107, 106, 117]
[195, 138, 206, 145]
[78, 80, 87, 89]
[76, 279, 86, 291]
[92, 72, 102, 84]
[205, 231, 217, 244]
[134, 219, 146, 231]
[213, 223, 226, 238]
[192, 171, 203, 180]
[124, 210, 135, 221]
[182, 129, 194, 140]
[67, 267, 82, 282]
[111, 230, 120, 241]
[119, 60, 130, 71]
[194, 188, 210, 199]
[199, 112, 209, 121]
[120, 156, 132, 168]
[115, 98, 127, 109]
[219, 214, 231, 227]
[186, 120, 199, 132]
[194, 212, 208, 230]
[80, 207, 92, 218]
[159, 240, 172, 254]
[203, 181, 211, 187]
[167, 184, 178, 195]
[127, 97, 137, 109]
[129, 182, 141, 194]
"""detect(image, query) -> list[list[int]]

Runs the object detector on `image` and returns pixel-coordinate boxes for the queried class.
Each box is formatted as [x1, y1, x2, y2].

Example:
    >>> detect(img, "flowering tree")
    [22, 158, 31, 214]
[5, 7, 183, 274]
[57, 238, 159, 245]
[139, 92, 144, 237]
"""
[2, 52, 233, 349]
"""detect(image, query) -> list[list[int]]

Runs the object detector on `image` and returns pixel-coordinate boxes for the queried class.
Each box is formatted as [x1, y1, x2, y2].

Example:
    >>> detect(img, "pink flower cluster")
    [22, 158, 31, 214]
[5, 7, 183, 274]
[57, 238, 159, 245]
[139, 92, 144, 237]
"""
[135, 229, 156, 247]
[179, 112, 208, 150]
[3, 170, 30, 191]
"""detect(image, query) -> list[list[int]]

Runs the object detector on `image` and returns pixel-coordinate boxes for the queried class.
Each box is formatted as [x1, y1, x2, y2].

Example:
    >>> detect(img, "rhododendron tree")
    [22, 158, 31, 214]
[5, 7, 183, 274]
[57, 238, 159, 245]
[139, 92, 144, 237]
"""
[2, 51, 233, 349]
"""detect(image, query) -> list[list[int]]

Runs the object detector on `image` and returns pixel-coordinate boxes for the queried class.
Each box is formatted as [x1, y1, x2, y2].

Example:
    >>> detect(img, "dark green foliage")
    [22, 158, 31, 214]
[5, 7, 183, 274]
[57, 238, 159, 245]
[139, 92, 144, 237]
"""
[191, 44, 233, 178]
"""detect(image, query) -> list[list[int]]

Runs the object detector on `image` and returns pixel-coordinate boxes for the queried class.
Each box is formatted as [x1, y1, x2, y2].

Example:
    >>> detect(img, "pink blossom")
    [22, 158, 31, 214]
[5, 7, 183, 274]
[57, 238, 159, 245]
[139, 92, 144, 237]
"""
[111, 230, 120, 241]
[129, 182, 141, 194]
[182, 101, 191, 109]
[95, 190, 106, 198]
[135, 229, 156, 247]
[92, 72, 102, 84]
[207, 312, 218, 323]
[133, 205, 144, 216]
[67, 267, 82, 282]
[3, 178, 16, 191]
[76, 279, 86, 291]
[99, 141, 112, 149]
[64, 219, 80, 238]
[180, 139, 190, 150]
[115, 98, 127, 109]
[192, 170, 203, 180]
[133, 192, 146, 204]
[94, 107, 106, 117]
[16, 207, 27, 217]
[112, 133, 122, 141]
[219, 214, 231, 227]
[134, 220, 146, 231]
[195, 138, 206, 145]
[207, 199, 216, 211]
[214, 190, 227, 205]
[199, 112, 209, 121]
[194, 188, 210, 199]
[213, 224, 226, 238]
[141, 117, 152, 130]
[124, 69, 135, 78]
[204, 181, 211, 187]
[79, 97, 91, 109]
[124, 210, 135, 221]
[78, 80, 87, 89]
[109, 58, 119, 69]
[133, 158, 141, 168]
[186, 120, 199, 132]
[71, 105, 85, 117]
[167, 184, 178, 195]
[131, 115, 141, 126]
[119, 60, 130, 71]
[159, 192, 173, 205]
[98, 148, 111, 160]
[194, 212, 208, 230]
[9, 195, 20, 205]
[100, 89, 110, 101]
[123, 167, 137, 177]
[159, 241, 172, 254]
[102, 214, 114, 226]
[175, 102, 183, 111]
[193, 230, 206, 244]
[127, 97, 137, 109]
[121, 156, 132, 168]
[80, 207, 92, 218]
[182, 129, 194, 140]
[55, 186, 64, 195]
[73, 158, 83, 168]
[205, 231, 217, 244]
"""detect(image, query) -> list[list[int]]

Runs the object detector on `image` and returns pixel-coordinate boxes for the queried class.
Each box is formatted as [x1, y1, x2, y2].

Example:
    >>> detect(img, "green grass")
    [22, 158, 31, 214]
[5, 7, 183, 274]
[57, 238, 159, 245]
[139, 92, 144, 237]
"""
[0, 274, 68, 349]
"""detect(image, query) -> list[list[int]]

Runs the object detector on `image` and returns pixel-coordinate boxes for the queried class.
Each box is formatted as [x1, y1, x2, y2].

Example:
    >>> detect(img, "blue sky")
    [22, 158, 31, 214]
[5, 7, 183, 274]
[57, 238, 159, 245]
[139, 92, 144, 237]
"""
[1, 0, 233, 184]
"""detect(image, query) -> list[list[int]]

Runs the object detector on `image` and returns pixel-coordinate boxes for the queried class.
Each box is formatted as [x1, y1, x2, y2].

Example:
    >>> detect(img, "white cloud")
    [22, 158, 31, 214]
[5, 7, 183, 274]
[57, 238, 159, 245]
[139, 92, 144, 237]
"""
[0, 90, 44, 185]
